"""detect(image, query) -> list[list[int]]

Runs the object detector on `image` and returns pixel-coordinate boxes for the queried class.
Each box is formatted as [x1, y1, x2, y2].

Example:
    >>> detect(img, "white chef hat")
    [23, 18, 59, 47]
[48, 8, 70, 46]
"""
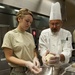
[49, 2, 62, 20]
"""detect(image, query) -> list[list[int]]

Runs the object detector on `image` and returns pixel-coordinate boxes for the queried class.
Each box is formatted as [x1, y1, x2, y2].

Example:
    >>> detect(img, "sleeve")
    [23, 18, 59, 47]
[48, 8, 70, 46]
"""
[61, 31, 73, 63]
[38, 31, 48, 56]
[2, 32, 13, 49]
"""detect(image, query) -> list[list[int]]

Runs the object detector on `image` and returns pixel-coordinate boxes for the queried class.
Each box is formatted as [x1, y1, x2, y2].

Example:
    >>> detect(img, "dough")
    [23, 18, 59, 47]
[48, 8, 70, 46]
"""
[45, 54, 54, 62]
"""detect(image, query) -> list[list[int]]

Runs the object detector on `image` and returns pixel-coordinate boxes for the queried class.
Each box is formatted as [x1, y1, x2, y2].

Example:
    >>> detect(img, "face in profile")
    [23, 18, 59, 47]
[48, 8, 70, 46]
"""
[49, 20, 62, 33]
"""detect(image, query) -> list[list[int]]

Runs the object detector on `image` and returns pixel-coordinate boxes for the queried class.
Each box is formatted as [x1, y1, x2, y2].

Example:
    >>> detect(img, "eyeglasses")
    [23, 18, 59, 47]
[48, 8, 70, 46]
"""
[50, 23, 60, 26]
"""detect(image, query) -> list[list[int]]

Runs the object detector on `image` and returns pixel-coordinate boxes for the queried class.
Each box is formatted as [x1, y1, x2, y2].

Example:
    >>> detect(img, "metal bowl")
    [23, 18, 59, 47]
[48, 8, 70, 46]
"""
[26, 66, 61, 75]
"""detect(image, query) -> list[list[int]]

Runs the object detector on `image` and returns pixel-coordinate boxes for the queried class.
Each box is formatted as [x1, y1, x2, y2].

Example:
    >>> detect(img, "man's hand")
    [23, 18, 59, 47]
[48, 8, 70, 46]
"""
[42, 51, 50, 66]
[42, 52, 60, 66]
[48, 55, 60, 65]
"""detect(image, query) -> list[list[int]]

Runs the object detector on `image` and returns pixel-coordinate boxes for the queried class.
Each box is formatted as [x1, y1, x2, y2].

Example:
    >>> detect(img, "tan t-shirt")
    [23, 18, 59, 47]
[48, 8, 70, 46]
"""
[2, 28, 35, 67]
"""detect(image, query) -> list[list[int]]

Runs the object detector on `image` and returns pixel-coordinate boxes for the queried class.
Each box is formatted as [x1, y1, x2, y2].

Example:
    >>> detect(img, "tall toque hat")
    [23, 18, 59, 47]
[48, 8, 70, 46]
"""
[49, 2, 62, 20]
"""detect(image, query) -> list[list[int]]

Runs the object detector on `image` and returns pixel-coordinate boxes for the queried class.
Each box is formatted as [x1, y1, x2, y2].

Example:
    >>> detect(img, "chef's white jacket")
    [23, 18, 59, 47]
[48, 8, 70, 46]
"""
[39, 28, 73, 63]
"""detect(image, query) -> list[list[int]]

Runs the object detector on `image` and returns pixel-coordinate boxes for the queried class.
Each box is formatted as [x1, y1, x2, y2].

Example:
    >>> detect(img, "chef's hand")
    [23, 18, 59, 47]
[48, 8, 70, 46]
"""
[49, 55, 60, 65]
[42, 51, 50, 66]
[33, 56, 40, 67]
[25, 61, 42, 74]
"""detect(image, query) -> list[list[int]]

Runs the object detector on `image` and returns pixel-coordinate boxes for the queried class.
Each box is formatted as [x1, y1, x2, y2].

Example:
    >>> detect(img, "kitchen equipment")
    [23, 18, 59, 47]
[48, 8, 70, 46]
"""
[60, 63, 75, 75]
[26, 65, 60, 75]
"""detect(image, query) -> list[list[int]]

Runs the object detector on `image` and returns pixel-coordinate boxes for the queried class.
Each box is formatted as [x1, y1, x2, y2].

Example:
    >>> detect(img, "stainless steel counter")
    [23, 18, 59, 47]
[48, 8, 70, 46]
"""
[61, 63, 75, 75]
[26, 63, 75, 75]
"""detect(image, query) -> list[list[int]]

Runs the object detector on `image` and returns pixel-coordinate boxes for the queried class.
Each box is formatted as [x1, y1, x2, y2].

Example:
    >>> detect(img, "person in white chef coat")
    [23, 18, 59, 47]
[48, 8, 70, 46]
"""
[38, 2, 73, 68]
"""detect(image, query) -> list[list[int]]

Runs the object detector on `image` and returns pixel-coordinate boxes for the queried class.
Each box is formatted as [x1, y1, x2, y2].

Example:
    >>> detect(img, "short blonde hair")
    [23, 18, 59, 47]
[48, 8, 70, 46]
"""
[16, 8, 33, 22]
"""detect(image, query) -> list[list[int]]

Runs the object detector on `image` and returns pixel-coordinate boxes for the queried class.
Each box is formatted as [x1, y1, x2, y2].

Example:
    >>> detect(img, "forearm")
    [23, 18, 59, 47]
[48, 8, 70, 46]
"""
[61, 49, 72, 63]
[3, 48, 28, 67]
[6, 56, 28, 67]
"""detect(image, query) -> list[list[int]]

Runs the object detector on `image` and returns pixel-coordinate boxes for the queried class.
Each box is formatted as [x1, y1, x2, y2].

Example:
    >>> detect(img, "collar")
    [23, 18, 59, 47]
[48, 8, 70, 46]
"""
[15, 28, 26, 34]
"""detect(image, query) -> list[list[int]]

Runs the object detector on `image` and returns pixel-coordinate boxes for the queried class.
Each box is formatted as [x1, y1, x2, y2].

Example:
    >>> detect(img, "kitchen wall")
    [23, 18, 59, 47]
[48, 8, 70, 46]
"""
[0, 0, 75, 41]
